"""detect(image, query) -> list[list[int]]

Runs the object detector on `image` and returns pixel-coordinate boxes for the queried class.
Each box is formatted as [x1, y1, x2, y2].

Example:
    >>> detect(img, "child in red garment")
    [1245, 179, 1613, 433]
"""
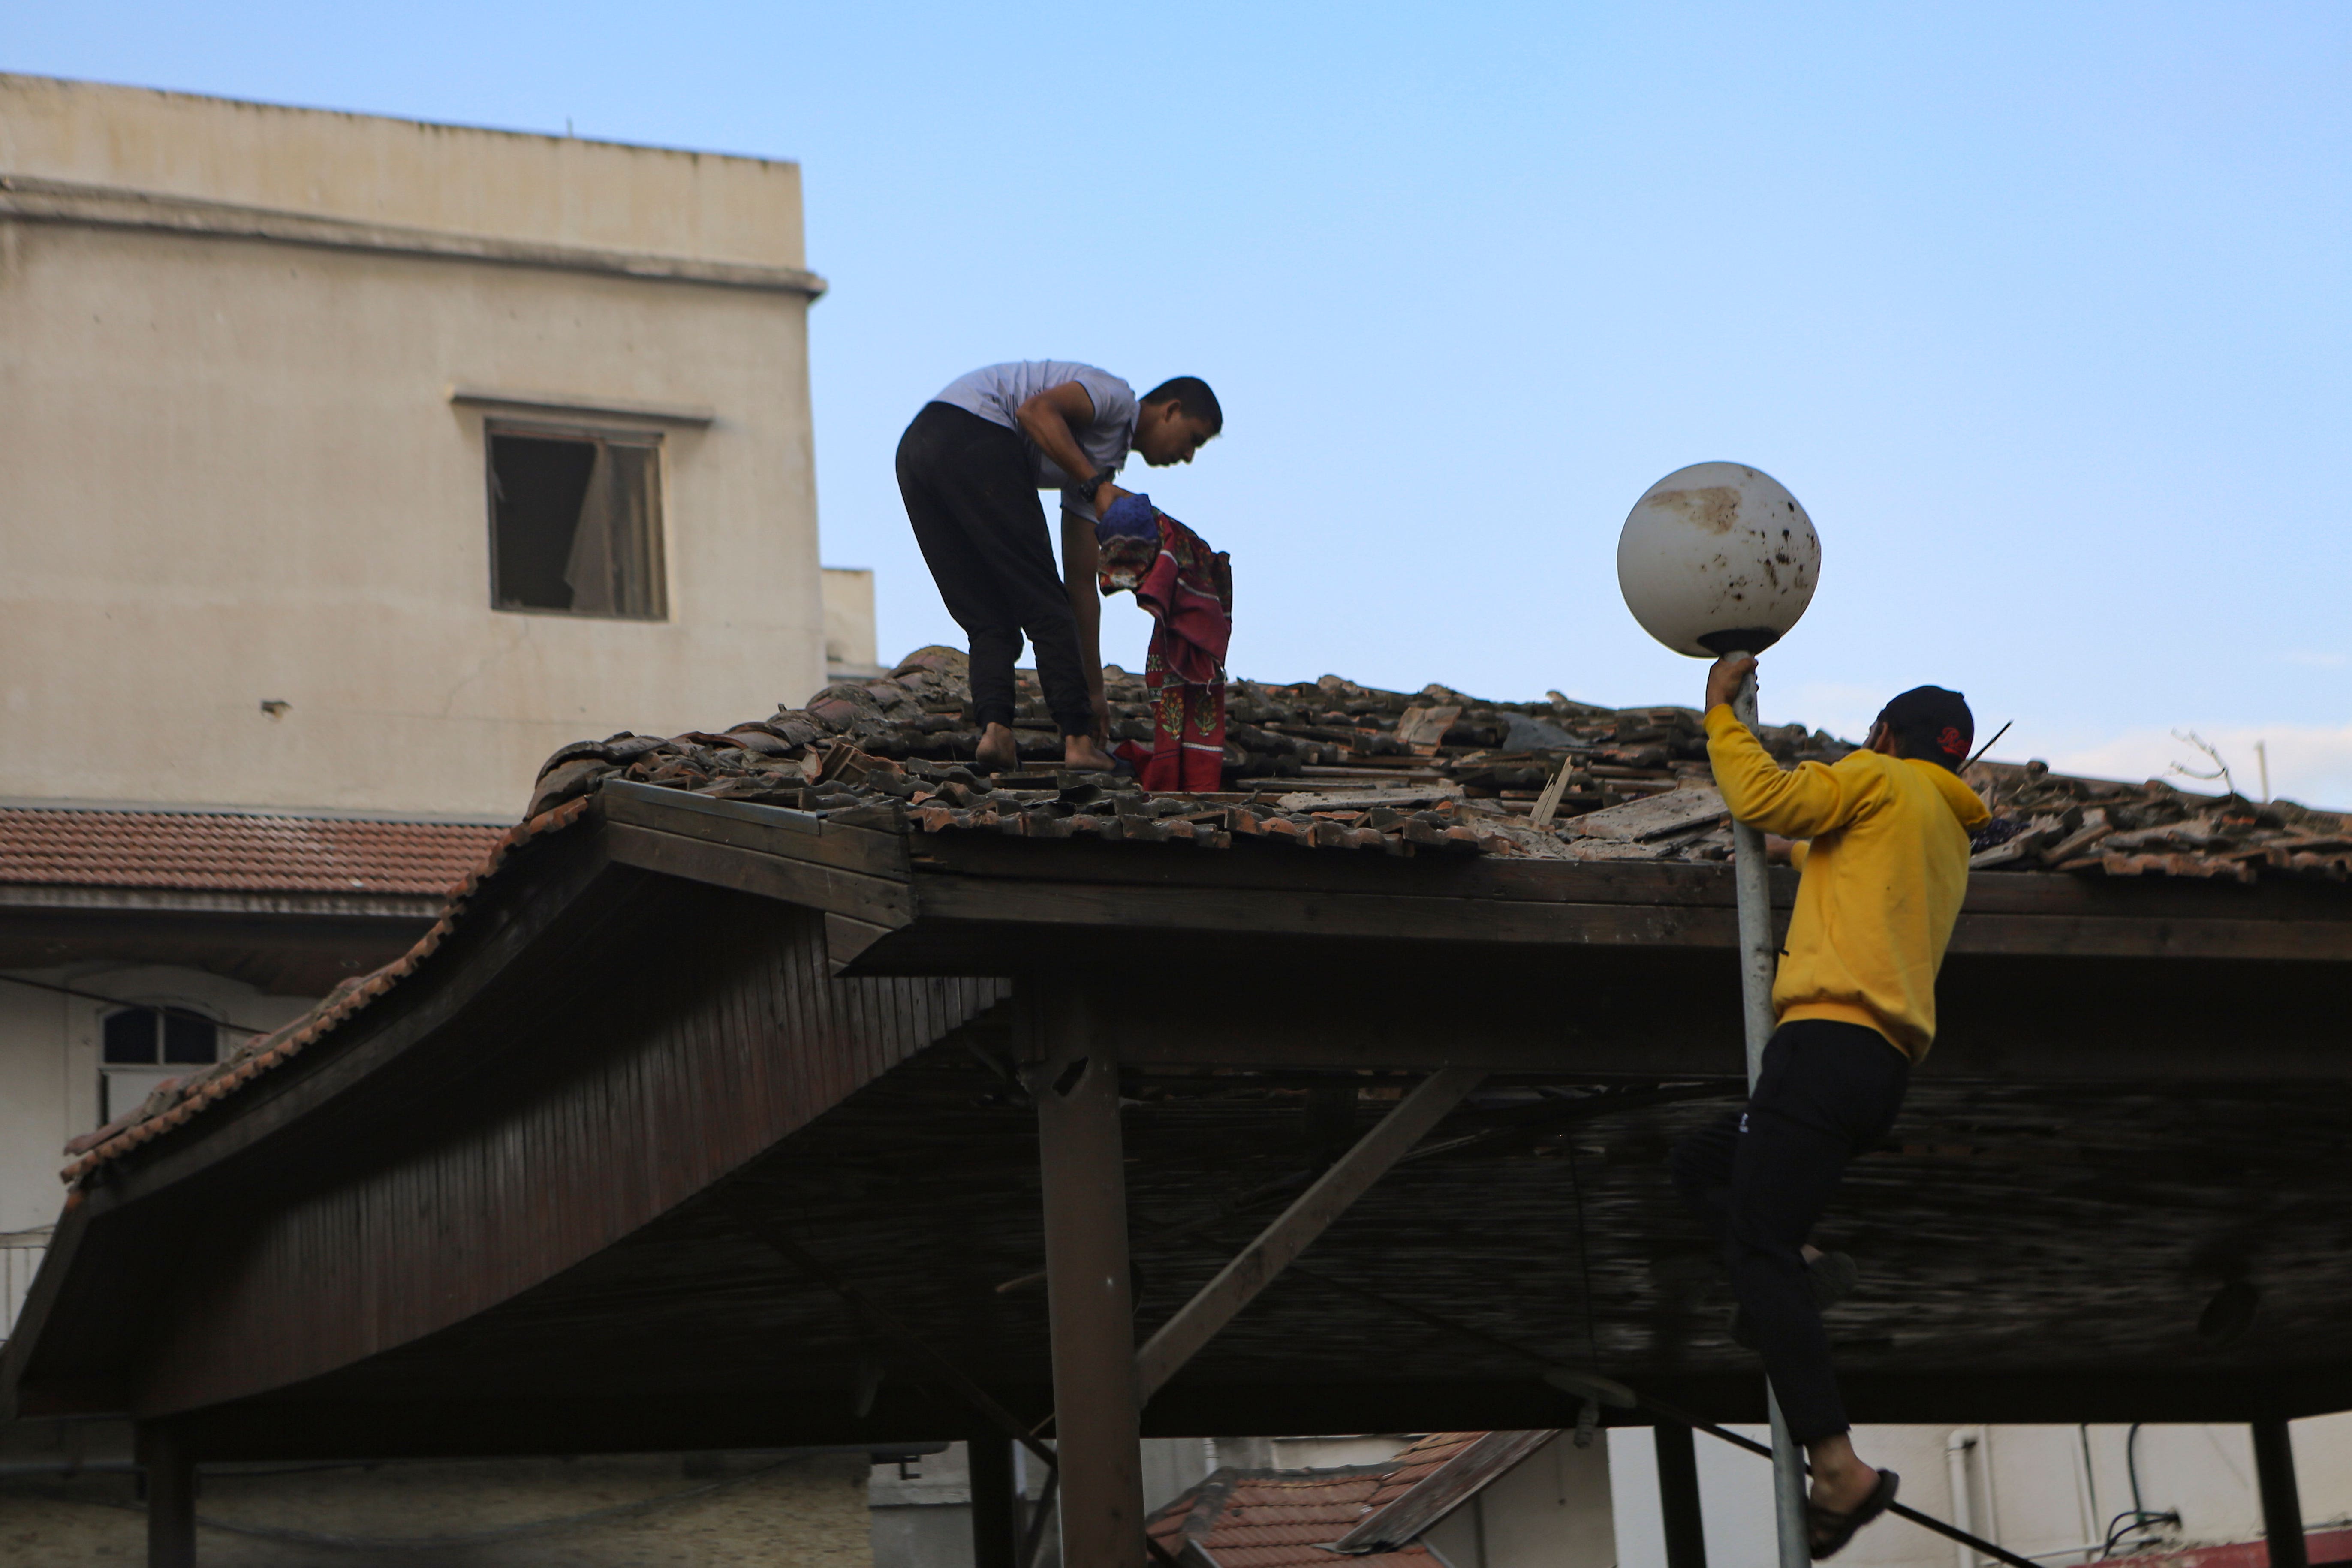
[1096, 495, 1231, 791]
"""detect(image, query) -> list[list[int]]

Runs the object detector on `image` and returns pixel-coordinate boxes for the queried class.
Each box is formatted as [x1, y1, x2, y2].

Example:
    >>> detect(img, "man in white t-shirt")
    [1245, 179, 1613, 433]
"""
[897, 362, 1223, 772]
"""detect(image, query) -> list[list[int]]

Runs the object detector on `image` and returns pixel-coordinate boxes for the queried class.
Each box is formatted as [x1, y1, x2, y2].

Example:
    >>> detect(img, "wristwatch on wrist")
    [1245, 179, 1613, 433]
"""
[1080, 467, 1117, 498]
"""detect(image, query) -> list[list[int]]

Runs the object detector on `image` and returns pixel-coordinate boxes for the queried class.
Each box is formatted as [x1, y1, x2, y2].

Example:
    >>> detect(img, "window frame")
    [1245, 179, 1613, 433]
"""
[97, 1003, 222, 1125]
[482, 417, 671, 623]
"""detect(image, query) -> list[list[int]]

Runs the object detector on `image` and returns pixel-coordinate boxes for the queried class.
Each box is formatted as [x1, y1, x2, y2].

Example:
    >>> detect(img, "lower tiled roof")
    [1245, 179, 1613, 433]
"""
[0, 806, 508, 897]
[58, 800, 590, 1181]
[1145, 1433, 1536, 1567]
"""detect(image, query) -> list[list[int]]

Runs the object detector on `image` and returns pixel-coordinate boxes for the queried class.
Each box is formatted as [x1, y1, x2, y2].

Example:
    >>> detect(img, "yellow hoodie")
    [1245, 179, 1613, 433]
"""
[1703, 706, 1991, 1061]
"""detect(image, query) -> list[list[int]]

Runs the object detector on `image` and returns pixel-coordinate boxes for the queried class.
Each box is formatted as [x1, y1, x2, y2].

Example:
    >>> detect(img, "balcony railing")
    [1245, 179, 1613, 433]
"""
[1, 1227, 51, 1344]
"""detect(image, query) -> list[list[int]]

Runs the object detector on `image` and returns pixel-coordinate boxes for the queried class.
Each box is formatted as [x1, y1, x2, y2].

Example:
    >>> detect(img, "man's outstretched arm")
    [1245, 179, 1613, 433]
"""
[1703, 655, 1877, 840]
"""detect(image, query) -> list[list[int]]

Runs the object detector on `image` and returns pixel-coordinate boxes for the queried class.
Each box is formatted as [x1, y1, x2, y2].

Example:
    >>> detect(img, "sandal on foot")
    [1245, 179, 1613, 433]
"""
[1807, 1469, 1897, 1560]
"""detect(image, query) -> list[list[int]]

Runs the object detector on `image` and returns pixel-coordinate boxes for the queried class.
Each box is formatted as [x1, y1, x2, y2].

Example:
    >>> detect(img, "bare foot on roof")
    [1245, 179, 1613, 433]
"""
[976, 722, 1020, 773]
[1063, 736, 1119, 772]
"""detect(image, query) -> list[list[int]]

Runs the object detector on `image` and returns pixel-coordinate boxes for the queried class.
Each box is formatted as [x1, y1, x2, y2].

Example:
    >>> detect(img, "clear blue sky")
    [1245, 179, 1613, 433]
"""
[12, 3, 2350, 802]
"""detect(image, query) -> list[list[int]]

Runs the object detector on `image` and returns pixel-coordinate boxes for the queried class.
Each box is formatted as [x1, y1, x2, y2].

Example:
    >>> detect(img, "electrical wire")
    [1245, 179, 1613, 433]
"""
[0, 972, 272, 1035]
[2094, 1424, 2180, 1558]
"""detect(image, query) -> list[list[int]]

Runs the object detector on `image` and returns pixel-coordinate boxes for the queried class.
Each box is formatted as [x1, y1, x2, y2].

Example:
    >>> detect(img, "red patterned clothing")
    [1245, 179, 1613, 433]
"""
[1098, 508, 1232, 792]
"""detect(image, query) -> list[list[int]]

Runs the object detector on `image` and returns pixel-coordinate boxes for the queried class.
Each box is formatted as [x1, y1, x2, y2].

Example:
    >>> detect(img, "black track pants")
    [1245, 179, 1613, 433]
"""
[1671, 1019, 1910, 1445]
[895, 402, 1093, 737]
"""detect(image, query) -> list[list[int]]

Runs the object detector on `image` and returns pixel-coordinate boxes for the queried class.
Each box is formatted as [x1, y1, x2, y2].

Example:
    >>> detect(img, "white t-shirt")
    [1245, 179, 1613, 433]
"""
[934, 361, 1138, 521]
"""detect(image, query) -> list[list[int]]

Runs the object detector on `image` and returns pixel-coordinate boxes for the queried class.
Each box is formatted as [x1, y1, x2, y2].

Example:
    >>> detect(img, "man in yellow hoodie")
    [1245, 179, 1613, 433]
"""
[1673, 654, 1989, 1558]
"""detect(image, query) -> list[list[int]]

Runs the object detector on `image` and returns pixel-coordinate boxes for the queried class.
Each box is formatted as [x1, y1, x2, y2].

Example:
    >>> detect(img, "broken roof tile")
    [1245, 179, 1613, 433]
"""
[528, 646, 2347, 883]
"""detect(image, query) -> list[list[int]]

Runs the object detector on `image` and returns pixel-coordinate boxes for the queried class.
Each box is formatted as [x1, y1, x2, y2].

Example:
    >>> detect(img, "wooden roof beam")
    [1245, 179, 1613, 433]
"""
[1133, 1066, 1485, 1402]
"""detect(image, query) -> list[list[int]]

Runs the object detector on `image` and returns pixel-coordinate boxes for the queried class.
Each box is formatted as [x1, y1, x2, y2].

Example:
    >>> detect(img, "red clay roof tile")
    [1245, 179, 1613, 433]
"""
[0, 807, 506, 897]
[1146, 1433, 1531, 1568]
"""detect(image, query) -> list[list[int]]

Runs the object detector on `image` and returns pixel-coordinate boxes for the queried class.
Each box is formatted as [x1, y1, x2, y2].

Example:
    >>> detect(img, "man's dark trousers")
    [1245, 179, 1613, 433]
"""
[897, 402, 1092, 737]
[1671, 1019, 1909, 1444]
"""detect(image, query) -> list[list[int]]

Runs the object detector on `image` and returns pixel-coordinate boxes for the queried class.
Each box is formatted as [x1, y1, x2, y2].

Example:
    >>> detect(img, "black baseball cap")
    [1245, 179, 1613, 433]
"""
[1876, 686, 1973, 771]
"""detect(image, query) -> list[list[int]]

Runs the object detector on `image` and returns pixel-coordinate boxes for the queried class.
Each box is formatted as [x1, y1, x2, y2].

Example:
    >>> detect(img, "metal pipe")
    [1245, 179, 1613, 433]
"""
[2252, 1418, 2309, 1568]
[139, 1422, 196, 1568]
[1945, 1428, 1978, 1568]
[970, 1433, 1019, 1568]
[1726, 669, 1808, 1568]
[1654, 1422, 1708, 1568]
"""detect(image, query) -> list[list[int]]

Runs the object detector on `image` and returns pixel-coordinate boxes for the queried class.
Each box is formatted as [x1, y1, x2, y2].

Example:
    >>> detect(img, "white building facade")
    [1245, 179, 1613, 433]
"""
[0, 77, 902, 1563]
[0, 71, 837, 821]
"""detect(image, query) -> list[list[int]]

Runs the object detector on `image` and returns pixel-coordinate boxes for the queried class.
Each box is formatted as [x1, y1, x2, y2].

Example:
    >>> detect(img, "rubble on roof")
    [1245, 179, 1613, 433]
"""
[523, 645, 1858, 864]
[61, 658, 2352, 1183]
[1963, 760, 2352, 882]
[524, 646, 2349, 882]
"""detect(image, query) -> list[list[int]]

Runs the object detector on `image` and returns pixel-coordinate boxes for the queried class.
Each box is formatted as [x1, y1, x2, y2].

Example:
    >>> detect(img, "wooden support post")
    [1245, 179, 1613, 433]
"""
[1030, 982, 1144, 1568]
[2253, 1417, 2309, 1568]
[1135, 1066, 1484, 1402]
[1654, 1423, 1708, 1568]
[970, 1432, 1019, 1568]
[140, 1422, 196, 1568]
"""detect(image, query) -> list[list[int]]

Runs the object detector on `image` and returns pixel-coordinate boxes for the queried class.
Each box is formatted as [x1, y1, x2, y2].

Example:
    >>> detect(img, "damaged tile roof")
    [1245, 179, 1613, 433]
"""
[525, 646, 2352, 882]
[1144, 1431, 1552, 1566]
[58, 651, 2352, 1184]
[0, 806, 509, 896]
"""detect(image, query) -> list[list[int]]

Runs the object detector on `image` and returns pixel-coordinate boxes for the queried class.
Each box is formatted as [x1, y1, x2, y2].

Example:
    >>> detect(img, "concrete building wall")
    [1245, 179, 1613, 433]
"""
[1609, 1417, 2352, 1566]
[0, 75, 827, 820]
[825, 566, 883, 676]
[0, 73, 806, 271]
[1424, 1434, 1614, 1568]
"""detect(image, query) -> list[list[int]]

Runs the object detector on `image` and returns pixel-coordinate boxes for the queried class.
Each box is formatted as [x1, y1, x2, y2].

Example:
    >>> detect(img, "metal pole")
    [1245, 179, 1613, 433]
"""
[139, 1422, 196, 1568]
[1725, 668, 1811, 1568]
[2252, 1417, 2309, 1568]
[1030, 982, 1146, 1568]
[1654, 1421, 1709, 1568]
[970, 1432, 1020, 1568]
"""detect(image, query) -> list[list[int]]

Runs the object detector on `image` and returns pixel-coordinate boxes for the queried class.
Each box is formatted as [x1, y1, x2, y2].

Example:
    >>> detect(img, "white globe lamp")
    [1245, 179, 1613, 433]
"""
[1616, 462, 1820, 658]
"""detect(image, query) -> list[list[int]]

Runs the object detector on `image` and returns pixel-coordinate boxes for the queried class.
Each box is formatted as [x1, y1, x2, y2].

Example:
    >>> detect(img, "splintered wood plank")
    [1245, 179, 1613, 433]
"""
[1273, 787, 1463, 813]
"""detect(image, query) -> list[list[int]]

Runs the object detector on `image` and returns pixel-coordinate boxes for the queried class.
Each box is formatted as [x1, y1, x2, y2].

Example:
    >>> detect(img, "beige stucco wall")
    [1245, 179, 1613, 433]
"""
[0, 73, 804, 266]
[824, 567, 881, 673]
[0, 77, 825, 819]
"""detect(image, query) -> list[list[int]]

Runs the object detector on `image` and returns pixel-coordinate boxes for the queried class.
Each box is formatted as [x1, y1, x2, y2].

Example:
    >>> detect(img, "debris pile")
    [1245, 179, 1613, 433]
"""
[522, 647, 2349, 880]
[1965, 761, 2352, 883]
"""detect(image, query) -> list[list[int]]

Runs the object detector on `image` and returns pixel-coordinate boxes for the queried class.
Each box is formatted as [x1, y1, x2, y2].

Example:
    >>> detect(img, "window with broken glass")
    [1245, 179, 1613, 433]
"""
[486, 425, 667, 619]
